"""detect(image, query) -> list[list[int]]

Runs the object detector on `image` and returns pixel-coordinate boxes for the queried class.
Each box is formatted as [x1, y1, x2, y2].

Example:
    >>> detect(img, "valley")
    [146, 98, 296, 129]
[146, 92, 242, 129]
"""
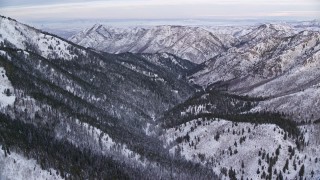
[0, 15, 320, 179]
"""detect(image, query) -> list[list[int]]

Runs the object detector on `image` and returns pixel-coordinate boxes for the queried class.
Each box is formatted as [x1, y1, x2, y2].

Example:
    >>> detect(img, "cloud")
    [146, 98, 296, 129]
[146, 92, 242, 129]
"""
[1, 0, 319, 21]
[266, 11, 320, 17]
[2, 0, 319, 7]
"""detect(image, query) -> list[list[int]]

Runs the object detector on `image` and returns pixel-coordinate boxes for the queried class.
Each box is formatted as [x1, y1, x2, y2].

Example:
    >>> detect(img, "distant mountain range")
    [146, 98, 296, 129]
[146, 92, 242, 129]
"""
[69, 24, 235, 64]
[68, 21, 320, 63]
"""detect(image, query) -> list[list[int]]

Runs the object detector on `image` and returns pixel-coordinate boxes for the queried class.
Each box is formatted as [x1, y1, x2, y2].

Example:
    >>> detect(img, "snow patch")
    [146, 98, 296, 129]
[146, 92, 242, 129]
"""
[0, 146, 63, 180]
[0, 67, 15, 108]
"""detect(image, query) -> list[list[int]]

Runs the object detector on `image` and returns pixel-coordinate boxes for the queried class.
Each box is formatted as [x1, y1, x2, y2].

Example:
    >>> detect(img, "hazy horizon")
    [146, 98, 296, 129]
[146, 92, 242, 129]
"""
[1, 0, 320, 34]
[1, 0, 319, 24]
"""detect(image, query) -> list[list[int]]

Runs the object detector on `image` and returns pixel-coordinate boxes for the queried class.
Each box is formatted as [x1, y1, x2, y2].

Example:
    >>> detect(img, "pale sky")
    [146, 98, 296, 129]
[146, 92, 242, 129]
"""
[1, 0, 319, 22]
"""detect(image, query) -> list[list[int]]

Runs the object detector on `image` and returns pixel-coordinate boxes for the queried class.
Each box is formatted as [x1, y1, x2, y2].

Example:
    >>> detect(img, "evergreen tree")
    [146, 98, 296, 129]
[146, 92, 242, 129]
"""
[299, 164, 304, 178]
[278, 171, 283, 180]
[283, 159, 289, 173]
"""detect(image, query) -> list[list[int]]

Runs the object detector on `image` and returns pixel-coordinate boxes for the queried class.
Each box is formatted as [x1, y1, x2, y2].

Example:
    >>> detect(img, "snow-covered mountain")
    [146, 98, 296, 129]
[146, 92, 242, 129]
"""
[0, 17, 87, 61]
[69, 24, 238, 64]
[68, 21, 320, 65]
[0, 16, 217, 179]
[69, 20, 320, 179]
[2, 15, 320, 180]
[69, 21, 320, 121]
[190, 23, 320, 121]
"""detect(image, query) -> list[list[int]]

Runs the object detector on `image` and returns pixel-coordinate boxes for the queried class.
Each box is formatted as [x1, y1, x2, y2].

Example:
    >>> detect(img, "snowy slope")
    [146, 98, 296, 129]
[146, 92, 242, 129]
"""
[251, 85, 320, 121]
[163, 118, 320, 180]
[0, 16, 85, 60]
[0, 147, 63, 180]
[192, 30, 320, 94]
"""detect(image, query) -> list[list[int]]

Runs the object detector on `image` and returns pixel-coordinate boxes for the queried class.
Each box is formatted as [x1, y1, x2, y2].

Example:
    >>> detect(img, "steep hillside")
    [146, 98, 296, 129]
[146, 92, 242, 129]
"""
[162, 118, 320, 180]
[159, 90, 299, 137]
[0, 16, 217, 179]
[190, 24, 320, 121]
[0, 16, 197, 125]
[157, 86, 320, 179]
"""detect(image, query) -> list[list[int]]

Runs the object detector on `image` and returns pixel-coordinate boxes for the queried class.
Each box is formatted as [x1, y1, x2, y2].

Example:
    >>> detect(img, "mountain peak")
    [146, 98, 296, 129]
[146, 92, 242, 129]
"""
[257, 23, 292, 32]
[85, 23, 103, 33]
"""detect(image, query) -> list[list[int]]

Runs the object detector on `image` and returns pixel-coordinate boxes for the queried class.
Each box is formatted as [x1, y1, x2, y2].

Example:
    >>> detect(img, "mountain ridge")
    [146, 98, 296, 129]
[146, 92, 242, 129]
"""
[69, 24, 235, 64]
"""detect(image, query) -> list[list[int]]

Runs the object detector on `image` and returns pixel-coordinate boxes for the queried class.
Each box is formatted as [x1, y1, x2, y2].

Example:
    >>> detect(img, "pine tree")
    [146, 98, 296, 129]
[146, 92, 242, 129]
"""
[4, 89, 11, 96]
[261, 171, 266, 179]
[278, 171, 283, 180]
[228, 167, 237, 180]
[275, 145, 280, 156]
[299, 164, 304, 178]
[284, 132, 287, 140]
[214, 132, 220, 141]
[283, 159, 289, 173]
